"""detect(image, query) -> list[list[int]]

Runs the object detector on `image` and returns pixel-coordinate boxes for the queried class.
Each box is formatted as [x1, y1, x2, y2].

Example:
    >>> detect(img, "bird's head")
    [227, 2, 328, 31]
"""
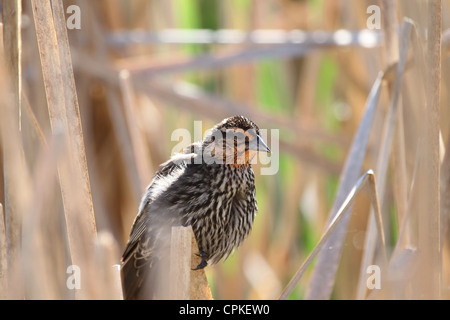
[202, 115, 271, 166]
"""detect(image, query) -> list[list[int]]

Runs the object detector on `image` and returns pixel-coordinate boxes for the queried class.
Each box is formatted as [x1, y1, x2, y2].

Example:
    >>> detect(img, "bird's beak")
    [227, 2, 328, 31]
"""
[249, 134, 271, 153]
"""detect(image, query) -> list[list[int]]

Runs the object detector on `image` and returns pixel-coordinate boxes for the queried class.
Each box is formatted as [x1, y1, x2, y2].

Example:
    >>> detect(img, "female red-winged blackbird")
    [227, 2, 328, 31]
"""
[120, 115, 270, 299]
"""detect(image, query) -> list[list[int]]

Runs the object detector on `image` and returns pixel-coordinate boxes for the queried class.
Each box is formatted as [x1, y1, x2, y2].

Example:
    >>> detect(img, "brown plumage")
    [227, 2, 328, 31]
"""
[120, 115, 270, 299]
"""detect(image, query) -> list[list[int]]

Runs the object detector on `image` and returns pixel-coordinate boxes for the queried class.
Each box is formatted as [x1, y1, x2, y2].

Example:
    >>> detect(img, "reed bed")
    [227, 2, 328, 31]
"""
[0, 0, 449, 299]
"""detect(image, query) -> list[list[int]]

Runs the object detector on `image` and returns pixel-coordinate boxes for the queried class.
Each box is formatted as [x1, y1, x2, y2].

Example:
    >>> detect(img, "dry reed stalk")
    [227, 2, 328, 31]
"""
[381, 0, 399, 64]
[1, 0, 21, 125]
[305, 70, 384, 299]
[189, 230, 213, 300]
[356, 18, 413, 300]
[417, 0, 442, 298]
[280, 170, 385, 300]
[383, 1, 408, 251]
[50, 0, 95, 222]
[0, 21, 3, 53]
[0, 203, 6, 299]
[49, 0, 97, 234]
[169, 226, 192, 299]
[31, 0, 97, 298]
[1, 0, 23, 280]
[441, 115, 450, 290]
[169, 226, 212, 300]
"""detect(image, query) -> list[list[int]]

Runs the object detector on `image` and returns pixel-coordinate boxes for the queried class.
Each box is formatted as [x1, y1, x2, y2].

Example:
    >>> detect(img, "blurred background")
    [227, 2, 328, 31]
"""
[1, 0, 450, 299]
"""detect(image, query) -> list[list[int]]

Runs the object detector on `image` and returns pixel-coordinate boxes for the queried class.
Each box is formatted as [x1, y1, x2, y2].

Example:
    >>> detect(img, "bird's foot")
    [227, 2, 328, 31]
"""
[192, 251, 208, 270]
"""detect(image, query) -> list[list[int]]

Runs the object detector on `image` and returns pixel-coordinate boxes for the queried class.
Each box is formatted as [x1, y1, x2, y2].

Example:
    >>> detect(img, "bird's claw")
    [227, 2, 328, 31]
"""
[192, 251, 208, 270]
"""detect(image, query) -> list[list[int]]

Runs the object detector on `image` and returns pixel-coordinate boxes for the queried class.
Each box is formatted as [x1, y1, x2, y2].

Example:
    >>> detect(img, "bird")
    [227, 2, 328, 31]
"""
[120, 115, 271, 299]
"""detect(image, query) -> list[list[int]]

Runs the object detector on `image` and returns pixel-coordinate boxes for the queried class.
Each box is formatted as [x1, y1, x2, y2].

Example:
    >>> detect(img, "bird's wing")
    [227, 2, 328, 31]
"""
[121, 142, 200, 261]
[120, 145, 199, 299]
